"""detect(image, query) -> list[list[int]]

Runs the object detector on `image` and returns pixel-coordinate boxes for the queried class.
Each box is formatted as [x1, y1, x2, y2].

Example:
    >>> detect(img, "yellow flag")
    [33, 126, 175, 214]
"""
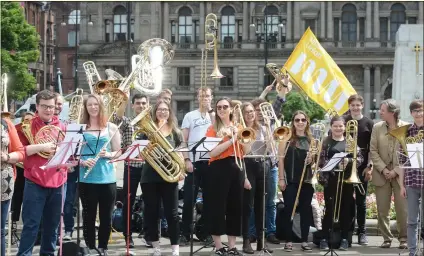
[283, 28, 357, 116]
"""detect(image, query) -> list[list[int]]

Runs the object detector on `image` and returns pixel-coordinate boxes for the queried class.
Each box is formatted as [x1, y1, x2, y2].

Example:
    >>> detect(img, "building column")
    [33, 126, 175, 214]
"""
[134, 2, 141, 41]
[327, 2, 333, 39]
[419, 2, 423, 24]
[357, 19, 360, 40]
[320, 2, 325, 38]
[163, 2, 169, 41]
[339, 19, 342, 41]
[200, 2, 205, 42]
[387, 18, 390, 41]
[249, 2, 256, 41]
[373, 2, 380, 39]
[287, 2, 292, 41]
[366, 2, 372, 39]
[97, 3, 103, 42]
[364, 65, 371, 117]
[374, 65, 381, 106]
[294, 2, 300, 40]
[242, 2, 248, 41]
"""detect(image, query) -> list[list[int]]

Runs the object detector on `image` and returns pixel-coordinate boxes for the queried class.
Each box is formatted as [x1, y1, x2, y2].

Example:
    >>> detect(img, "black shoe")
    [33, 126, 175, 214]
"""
[125, 236, 134, 248]
[179, 235, 189, 246]
[358, 233, 369, 245]
[228, 247, 242, 255]
[215, 247, 227, 255]
[161, 228, 169, 238]
[266, 234, 280, 244]
[248, 236, 257, 243]
[339, 239, 348, 251]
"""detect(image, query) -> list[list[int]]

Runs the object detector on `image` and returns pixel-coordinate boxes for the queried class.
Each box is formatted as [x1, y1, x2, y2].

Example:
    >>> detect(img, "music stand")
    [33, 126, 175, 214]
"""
[318, 153, 351, 256]
[175, 137, 223, 255]
[397, 143, 424, 256]
[109, 140, 149, 256]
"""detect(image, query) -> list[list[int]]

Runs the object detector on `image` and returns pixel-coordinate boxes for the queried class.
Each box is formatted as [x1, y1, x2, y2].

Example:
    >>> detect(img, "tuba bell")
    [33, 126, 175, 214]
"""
[131, 106, 185, 183]
[388, 124, 412, 156]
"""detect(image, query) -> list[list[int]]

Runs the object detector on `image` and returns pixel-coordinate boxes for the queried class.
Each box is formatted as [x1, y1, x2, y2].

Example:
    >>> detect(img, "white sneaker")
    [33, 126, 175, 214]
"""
[63, 232, 72, 241]
[172, 251, 179, 256]
[152, 248, 161, 256]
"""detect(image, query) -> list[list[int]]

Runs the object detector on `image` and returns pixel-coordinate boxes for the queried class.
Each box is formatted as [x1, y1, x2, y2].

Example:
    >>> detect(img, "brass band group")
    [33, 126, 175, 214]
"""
[1, 18, 424, 256]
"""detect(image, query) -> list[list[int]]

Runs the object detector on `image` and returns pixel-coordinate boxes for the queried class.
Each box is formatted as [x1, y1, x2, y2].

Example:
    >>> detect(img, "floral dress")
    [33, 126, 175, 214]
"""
[1, 124, 14, 201]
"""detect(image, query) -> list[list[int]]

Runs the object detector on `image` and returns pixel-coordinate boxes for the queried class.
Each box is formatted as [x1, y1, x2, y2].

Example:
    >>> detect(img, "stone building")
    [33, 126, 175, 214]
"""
[52, 1, 423, 122]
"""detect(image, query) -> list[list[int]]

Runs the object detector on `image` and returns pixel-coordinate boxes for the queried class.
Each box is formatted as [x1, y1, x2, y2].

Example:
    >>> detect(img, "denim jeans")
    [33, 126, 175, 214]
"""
[18, 179, 66, 256]
[249, 165, 278, 238]
[406, 186, 424, 255]
[1, 200, 10, 256]
[64, 170, 77, 233]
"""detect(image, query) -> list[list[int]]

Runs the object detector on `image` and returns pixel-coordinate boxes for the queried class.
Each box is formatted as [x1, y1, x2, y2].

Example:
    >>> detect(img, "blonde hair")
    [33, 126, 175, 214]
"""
[241, 102, 260, 132]
[213, 97, 233, 133]
[80, 94, 108, 129]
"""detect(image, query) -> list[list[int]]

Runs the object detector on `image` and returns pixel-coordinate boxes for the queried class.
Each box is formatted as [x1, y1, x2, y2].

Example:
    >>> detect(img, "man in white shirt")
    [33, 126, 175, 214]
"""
[180, 87, 214, 245]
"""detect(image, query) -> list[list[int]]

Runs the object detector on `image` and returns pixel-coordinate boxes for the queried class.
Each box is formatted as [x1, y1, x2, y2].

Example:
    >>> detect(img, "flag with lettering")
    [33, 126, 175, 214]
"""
[283, 28, 357, 116]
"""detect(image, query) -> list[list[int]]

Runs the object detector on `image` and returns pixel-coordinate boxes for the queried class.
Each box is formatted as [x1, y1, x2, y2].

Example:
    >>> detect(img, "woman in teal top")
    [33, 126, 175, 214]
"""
[79, 94, 122, 254]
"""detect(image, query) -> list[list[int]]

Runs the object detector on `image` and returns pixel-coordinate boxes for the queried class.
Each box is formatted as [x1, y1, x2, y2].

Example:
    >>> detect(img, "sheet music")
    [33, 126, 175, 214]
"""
[112, 140, 149, 162]
[176, 137, 223, 152]
[41, 124, 87, 170]
[319, 152, 349, 172]
[407, 143, 423, 168]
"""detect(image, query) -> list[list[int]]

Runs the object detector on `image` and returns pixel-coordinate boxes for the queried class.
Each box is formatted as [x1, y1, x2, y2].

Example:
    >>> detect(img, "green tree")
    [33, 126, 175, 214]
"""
[280, 91, 326, 122]
[1, 1, 39, 101]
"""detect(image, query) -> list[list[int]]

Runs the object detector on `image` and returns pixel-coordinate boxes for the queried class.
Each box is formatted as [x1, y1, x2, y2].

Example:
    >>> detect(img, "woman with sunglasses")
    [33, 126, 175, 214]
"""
[204, 97, 250, 255]
[79, 94, 122, 254]
[240, 102, 273, 254]
[318, 115, 363, 251]
[140, 100, 183, 256]
[278, 110, 315, 252]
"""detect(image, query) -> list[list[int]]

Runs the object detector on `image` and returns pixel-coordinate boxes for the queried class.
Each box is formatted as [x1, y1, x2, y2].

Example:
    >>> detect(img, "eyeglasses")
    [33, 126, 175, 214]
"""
[294, 118, 307, 123]
[412, 109, 423, 114]
[217, 105, 230, 111]
[39, 104, 55, 110]
[140, 102, 147, 105]
[157, 108, 169, 113]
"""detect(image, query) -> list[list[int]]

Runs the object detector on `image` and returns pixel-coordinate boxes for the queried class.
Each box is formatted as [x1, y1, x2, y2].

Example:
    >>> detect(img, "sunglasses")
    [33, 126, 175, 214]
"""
[294, 118, 307, 123]
[217, 105, 230, 111]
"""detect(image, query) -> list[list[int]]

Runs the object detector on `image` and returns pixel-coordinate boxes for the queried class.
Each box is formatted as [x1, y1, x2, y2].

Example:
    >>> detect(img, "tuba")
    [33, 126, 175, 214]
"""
[21, 120, 65, 158]
[1, 73, 11, 119]
[83, 61, 123, 95]
[131, 106, 185, 183]
[68, 88, 84, 124]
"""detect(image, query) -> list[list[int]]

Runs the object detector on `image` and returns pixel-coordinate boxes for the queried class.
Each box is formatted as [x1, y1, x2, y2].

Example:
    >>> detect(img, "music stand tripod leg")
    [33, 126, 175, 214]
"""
[323, 179, 340, 256]
[258, 158, 272, 256]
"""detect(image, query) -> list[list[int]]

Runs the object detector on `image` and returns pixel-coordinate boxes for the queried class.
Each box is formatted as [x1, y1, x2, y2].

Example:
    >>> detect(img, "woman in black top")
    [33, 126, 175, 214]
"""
[318, 115, 363, 251]
[277, 110, 314, 252]
[140, 100, 183, 256]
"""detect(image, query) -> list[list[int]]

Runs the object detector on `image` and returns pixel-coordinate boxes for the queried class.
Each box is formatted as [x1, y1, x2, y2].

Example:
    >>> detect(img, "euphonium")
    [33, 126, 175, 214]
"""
[131, 106, 185, 183]
[68, 88, 84, 124]
[265, 63, 293, 93]
[1, 73, 11, 119]
[232, 104, 256, 144]
[21, 121, 65, 158]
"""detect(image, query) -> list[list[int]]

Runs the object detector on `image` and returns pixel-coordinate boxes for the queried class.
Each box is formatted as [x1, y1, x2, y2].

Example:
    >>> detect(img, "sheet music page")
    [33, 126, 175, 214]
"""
[115, 140, 149, 161]
[320, 152, 349, 172]
[407, 143, 424, 168]
[63, 124, 86, 155]
[200, 137, 223, 151]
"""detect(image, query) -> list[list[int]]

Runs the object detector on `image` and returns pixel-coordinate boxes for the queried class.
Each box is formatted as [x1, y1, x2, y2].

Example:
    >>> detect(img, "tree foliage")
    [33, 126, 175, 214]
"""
[281, 91, 326, 122]
[1, 1, 39, 100]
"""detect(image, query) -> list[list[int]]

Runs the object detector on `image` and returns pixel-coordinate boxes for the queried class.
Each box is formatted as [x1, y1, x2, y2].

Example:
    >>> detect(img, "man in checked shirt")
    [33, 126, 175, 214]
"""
[398, 99, 424, 256]
[113, 93, 150, 248]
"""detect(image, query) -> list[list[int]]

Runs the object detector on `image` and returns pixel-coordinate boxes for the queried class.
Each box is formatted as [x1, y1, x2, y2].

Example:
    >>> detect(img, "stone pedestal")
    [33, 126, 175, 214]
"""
[392, 24, 424, 122]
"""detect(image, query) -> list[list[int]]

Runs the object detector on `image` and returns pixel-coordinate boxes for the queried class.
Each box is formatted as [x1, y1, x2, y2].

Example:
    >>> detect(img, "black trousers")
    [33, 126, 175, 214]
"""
[122, 165, 143, 237]
[181, 160, 208, 237]
[11, 166, 25, 222]
[282, 182, 314, 242]
[354, 167, 368, 234]
[322, 174, 355, 240]
[79, 182, 116, 249]
[203, 157, 244, 236]
[242, 159, 265, 239]
[141, 182, 180, 245]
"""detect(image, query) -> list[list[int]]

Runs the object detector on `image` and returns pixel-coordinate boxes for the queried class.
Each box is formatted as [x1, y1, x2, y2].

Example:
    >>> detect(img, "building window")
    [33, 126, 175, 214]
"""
[380, 17, 388, 41]
[220, 67, 233, 87]
[221, 6, 235, 47]
[68, 31, 79, 46]
[304, 19, 315, 33]
[32, 10, 35, 25]
[177, 101, 190, 125]
[334, 18, 340, 40]
[238, 20, 243, 42]
[281, 20, 286, 42]
[341, 4, 357, 41]
[408, 17, 417, 24]
[113, 5, 127, 41]
[264, 5, 279, 42]
[53, 24, 56, 42]
[177, 67, 190, 87]
[105, 19, 111, 42]
[195, 21, 199, 43]
[68, 10, 80, 25]
[359, 17, 365, 41]
[131, 18, 135, 40]
[171, 21, 176, 43]
[47, 49, 51, 65]
[178, 7, 192, 46]
[390, 3, 406, 40]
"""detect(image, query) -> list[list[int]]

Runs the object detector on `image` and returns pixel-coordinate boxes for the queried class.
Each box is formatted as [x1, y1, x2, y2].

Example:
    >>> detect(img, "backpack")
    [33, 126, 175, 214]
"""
[112, 201, 124, 232]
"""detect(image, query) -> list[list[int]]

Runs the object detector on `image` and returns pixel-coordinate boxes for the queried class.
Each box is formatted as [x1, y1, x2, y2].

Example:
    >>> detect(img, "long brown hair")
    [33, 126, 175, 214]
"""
[80, 94, 108, 129]
[152, 99, 179, 133]
[290, 110, 313, 146]
[241, 102, 260, 132]
[213, 97, 233, 133]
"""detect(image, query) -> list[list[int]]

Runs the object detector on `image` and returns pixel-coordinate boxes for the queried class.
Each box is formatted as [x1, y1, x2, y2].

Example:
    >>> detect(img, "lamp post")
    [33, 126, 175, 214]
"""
[370, 98, 379, 120]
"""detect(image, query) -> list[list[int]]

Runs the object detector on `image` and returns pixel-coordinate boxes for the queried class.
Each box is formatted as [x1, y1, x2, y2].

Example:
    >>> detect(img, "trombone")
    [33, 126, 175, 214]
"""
[310, 123, 326, 185]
